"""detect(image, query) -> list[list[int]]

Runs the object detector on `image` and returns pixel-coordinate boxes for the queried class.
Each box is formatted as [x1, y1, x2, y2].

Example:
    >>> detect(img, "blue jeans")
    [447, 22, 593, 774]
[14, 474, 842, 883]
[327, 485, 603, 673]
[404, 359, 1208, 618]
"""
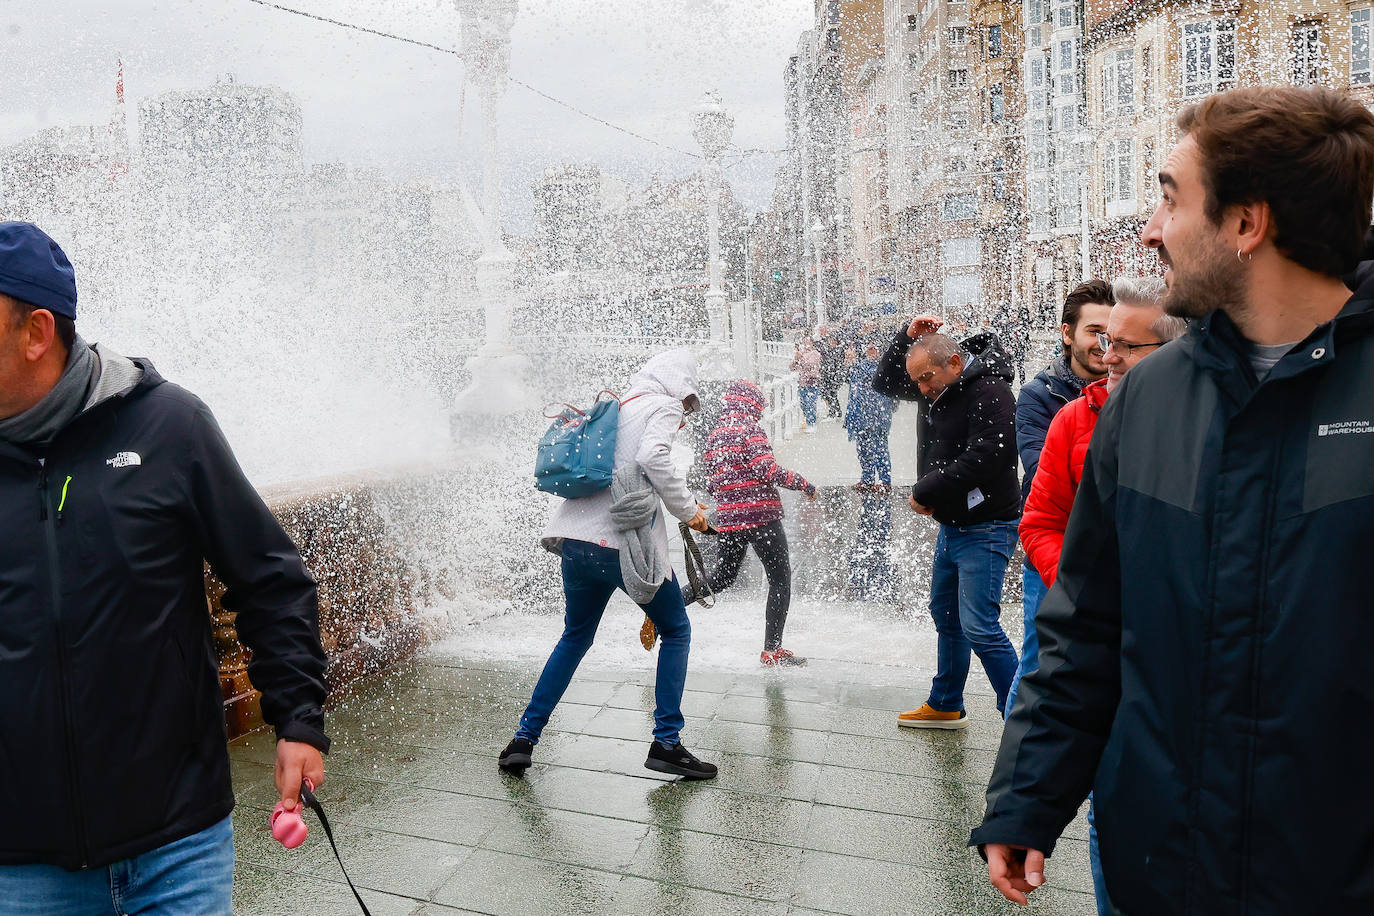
[1004, 558, 1049, 720]
[1088, 796, 1111, 915]
[799, 387, 819, 425]
[518, 539, 692, 746]
[0, 815, 234, 915]
[853, 428, 892, 485]
[927, 521, 1020, 714]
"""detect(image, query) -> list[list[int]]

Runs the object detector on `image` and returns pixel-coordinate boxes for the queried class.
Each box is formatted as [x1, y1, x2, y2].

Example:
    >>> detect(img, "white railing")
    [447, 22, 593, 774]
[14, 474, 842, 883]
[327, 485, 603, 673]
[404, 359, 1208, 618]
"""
[760, 372, 803, 443]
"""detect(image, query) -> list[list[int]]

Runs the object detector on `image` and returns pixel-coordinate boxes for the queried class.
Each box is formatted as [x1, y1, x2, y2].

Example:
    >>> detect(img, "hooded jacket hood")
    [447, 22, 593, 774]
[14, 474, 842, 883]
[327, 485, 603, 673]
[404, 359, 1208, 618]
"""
[627, 347, 699, 402]
[722, 379, 765, 421]
[956, 331, 1016, 389]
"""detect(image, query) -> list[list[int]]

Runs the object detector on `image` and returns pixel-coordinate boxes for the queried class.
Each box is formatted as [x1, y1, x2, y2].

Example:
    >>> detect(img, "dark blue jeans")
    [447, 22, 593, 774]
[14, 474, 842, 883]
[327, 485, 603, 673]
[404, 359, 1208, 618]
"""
[927, 521, 1020, 714]
[1004, 557, 1049, 720]
[799, 386, 819, 425]
[0, 815, 234, 915]
[853, 428, 892, 485]
[517, 539, 692, 746]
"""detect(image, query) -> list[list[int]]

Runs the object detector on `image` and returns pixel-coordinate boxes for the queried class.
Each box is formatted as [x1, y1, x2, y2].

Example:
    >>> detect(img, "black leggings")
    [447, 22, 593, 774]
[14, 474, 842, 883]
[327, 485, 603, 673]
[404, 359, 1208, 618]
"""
[682, 519, 792, 651]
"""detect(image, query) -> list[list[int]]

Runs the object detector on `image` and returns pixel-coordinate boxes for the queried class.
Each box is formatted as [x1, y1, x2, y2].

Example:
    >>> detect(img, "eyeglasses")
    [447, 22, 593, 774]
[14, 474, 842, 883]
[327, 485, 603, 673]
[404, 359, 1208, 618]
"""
[1096, 332, 1165, 355]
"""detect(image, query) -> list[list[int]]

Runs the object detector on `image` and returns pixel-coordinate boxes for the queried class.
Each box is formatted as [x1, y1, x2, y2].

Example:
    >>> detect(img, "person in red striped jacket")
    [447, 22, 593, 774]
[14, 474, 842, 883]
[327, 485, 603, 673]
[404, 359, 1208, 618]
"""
[682, 379, 818, 666]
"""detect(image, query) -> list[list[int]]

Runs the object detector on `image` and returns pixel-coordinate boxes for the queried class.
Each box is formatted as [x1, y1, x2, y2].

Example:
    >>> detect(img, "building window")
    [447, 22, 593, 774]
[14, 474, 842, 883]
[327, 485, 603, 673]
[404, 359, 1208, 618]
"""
[1103, 137, 1136, 203]
[1141, 44, 1153, 106]
[908, 13, 920, 31]
[1182, 19, 1237, 98]
[1102, 48, 1135, 120]
[989, 25, 1003, 58]
[947, 155, 970, 174]
[992, 156, 1007, 199]
[947, 108, 971, 130]
[1028, 124, 1048, 170]
[949, 27, 967, 46]
[1029, 179, 1050, 232]
[1056, 0, 1076, 29]
[948, 68, 969, 88]
[990, 84, 1005, 122]
[943, 273, 981, 309]
[910, 91, 922, 108]
[943, 191, 979, 220]
[1355, 10, 1373, 85]
[909, 52, 921, 70]
[943, 236, 981, 267]
[1027, 0, 1043, 26]
[1056, 38, 1078, 98]
[1292, 22, 1328, 86]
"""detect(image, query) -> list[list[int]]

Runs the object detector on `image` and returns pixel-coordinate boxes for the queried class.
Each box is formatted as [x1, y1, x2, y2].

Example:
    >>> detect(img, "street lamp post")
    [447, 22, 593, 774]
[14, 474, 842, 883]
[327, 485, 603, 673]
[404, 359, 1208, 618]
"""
[692, 91, 737, 379]
[451, 0, 536, 424]
[809, 218, 826, 327]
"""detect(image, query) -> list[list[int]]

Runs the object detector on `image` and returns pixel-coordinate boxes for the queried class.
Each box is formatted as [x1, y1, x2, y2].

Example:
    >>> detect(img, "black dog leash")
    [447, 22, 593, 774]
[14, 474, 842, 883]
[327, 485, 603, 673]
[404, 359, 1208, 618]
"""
[300, 781, 374, 915]
[679, 522, 716, 609]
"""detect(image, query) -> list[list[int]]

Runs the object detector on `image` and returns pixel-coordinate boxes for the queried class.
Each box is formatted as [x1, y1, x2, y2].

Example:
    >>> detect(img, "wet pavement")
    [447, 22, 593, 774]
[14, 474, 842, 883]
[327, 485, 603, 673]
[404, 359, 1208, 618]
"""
[229, 638, 1095, 914]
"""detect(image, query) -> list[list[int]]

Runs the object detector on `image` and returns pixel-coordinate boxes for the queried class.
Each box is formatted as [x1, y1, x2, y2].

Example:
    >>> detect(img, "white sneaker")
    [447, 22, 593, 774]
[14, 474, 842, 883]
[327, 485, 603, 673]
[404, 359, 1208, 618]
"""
[804, 426, 817, 434]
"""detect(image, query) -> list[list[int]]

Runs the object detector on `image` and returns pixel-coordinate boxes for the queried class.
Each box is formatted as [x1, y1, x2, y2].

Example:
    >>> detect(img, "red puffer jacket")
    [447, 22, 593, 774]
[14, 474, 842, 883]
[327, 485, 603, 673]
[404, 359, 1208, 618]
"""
[1019, 379, 1109, 588]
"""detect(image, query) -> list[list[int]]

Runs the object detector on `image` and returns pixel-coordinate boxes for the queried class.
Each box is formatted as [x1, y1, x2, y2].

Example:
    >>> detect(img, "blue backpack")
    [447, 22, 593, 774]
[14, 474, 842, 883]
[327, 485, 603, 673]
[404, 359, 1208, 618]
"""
[534, 392, 641, 498]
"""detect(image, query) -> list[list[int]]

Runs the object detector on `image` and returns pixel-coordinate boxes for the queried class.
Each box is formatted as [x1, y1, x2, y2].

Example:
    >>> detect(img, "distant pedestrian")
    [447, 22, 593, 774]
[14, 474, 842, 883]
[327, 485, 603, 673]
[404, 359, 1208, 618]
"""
[502, 349, 718, 781]
[683, 380, 817, 667]
[790, 337, 822, 433]
[817, 332, 845, 419]
[844, 341, 894, 491]
[874, 316, 1021, 729]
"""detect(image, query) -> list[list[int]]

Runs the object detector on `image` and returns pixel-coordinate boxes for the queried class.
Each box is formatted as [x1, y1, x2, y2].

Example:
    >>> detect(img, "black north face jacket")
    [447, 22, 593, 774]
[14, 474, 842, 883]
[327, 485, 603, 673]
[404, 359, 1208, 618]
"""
[970, 280, 1374, 912]
[0, 360, 328, 870]
[874, 330, 1021, 526]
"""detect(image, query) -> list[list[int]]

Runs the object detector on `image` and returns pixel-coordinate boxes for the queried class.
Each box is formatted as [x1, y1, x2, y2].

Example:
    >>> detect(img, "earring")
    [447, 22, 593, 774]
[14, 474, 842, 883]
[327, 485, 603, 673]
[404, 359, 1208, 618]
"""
[1237, 248, 1252, 263]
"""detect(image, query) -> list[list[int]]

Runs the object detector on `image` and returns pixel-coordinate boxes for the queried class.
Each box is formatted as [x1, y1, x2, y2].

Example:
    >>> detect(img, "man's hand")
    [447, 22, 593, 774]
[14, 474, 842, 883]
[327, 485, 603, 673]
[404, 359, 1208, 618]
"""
[687, 509, 710, 532]
[908, 495, 934, 515]
[807, 489, 819, 501]
[985, 844, 1047, 905]
[275, 738, 325, 814]
[906, 314, 944, 339]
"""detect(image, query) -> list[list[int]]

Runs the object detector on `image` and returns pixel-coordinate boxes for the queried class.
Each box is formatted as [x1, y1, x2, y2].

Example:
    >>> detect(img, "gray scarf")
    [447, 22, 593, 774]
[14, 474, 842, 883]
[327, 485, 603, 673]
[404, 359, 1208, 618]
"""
[0, 336, 99, 449]
[1053, 355, 1092, 395]
[609, 465, 668, 605]
[0, 337, 144, 450]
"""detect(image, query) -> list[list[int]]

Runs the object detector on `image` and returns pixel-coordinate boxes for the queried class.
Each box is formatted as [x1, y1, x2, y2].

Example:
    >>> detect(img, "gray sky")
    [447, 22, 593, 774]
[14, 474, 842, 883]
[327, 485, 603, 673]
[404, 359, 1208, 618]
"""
[2, 0, 812, 230]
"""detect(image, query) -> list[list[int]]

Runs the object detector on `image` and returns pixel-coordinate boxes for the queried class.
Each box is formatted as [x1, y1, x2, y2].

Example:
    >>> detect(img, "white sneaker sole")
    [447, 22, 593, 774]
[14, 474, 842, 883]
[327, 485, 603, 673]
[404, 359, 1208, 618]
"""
[896, 715, 969, 730]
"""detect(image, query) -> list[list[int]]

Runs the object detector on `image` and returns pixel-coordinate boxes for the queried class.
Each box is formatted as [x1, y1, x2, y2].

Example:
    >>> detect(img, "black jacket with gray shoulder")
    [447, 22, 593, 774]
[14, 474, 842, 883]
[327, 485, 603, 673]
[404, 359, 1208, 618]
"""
[0, 360, 328, 870]
[969, 276, 1374, 913]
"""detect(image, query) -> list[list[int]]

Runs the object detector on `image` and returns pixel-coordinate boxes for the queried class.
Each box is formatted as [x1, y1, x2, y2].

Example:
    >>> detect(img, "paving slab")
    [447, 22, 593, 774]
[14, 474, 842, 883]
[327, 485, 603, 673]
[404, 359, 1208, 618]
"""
[232, 629, 1096, 914]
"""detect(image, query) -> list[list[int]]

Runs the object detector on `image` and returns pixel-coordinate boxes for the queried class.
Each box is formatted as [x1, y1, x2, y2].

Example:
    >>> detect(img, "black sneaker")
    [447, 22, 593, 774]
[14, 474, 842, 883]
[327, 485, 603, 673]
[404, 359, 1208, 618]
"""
[645, 741, 718, 780]
[498, 738, 534, 775]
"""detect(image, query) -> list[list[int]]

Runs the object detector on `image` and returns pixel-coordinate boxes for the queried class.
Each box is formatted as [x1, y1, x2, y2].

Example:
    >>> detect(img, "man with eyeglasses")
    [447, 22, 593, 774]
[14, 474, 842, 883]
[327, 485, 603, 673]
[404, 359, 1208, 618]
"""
[1014, 276, 1186, 914]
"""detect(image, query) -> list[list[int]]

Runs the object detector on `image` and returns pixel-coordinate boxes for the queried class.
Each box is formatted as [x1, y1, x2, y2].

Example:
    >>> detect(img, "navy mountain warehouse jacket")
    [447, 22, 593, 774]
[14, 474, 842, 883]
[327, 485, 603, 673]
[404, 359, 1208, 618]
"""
[874, 330, 1021, 527]
[970, 277, 1374, 913]
[0, 360, 328, 870]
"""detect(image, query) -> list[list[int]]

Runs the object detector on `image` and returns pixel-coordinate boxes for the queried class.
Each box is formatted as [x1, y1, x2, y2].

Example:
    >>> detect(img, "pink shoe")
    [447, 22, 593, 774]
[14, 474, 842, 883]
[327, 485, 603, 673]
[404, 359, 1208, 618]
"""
[760, 648, 808, 667]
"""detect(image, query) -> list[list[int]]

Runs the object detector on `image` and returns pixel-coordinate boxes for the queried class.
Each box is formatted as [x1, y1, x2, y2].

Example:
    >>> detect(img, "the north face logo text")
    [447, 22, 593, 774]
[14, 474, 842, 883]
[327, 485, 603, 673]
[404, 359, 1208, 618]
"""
[1317, 420, 1373, 437]
[106, 451, 142, 468]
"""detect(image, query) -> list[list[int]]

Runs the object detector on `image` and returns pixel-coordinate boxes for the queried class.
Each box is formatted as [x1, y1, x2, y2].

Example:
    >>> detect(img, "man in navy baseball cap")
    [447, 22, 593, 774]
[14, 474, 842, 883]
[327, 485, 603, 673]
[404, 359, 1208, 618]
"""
[0, 221, 78, 320]
[0, 228, 331, 913]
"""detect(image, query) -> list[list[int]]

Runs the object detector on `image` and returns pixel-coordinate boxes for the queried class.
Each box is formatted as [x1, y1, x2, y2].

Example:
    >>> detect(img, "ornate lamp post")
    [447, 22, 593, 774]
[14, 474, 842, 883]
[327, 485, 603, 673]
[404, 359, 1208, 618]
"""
[692, 91, 737, 379]
[451, 0, 536, 422]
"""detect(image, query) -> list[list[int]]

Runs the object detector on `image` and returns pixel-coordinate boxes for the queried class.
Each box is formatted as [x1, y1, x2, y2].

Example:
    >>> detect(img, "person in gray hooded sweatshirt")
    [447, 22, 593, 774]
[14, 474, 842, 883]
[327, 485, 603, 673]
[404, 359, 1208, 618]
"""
[500, 348, 718, 780]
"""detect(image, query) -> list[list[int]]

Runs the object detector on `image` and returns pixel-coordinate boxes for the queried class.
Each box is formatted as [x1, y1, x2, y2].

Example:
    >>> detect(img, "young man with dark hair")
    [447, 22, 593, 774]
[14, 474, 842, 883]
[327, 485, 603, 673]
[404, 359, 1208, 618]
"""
[973, 86, 1374, 913]
[874, 317, 1021, 729]
[1005, 280, 1113, 717]
[0, 222, 330, 913]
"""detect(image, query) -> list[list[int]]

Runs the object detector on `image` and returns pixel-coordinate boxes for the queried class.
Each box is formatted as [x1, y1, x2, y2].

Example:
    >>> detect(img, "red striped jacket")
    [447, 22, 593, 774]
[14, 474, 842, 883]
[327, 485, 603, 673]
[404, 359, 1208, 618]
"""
[705, 381, 816, 531]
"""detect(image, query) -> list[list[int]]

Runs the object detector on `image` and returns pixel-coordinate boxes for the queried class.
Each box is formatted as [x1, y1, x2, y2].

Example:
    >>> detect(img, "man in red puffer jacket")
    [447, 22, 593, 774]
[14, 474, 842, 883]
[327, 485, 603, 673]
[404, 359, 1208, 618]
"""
[682, 379, 818, 666]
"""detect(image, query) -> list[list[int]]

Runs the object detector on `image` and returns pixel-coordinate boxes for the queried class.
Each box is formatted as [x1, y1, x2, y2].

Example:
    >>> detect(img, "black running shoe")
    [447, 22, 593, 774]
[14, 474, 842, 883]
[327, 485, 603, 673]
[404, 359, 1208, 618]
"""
[644, 741, 718, 780]
[498, 738, 534, 775]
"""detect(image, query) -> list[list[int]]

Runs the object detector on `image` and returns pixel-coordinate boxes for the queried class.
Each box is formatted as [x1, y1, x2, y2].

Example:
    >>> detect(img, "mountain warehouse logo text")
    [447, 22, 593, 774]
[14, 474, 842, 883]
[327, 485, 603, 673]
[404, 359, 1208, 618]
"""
[1317, 420, 1374, 437]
